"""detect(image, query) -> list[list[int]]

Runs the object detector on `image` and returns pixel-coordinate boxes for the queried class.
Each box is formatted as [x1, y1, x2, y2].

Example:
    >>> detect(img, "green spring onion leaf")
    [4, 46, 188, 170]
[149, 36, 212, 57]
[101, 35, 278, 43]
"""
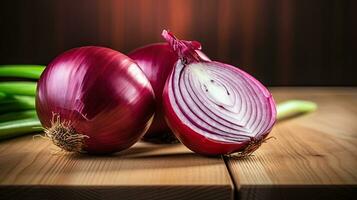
[0, 118, 42, 140]
[0, 65, 45, 79]
[0, 110, 38, 123]
[0, 92, 6, 100]
[0, 82, 37, 96]
[0, 96, 35, 113]
[277, 100, 317, 120]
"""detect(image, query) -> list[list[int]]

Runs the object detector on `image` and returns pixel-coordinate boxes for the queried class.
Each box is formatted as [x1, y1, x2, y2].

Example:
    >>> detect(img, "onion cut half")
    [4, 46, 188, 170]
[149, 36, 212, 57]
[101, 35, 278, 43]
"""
[162, 30, 277, 156]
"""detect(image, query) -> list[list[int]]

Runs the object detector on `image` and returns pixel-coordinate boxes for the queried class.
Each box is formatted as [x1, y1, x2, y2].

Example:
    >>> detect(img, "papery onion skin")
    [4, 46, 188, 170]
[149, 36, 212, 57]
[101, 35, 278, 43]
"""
[162, 30, 276, 156]
[129, 43, 210, 143]
[36, 46, 155, 154]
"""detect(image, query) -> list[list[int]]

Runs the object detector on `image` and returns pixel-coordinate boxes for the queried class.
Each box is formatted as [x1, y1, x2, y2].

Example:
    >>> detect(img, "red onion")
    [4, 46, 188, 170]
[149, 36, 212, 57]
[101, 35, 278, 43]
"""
[162, 30, 277, 156]
[129, 43, 210, 143]
[36, 46, 155, 154]
[128, 43, 177, 142]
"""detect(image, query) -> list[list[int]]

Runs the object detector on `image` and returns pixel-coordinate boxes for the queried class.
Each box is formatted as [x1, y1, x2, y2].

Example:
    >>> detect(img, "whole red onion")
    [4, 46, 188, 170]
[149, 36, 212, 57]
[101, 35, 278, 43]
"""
[36, 46, 155, 154]
[162, 31, 277, 156]
[129, 43, 210, 143]
[128, 43, 178, 142]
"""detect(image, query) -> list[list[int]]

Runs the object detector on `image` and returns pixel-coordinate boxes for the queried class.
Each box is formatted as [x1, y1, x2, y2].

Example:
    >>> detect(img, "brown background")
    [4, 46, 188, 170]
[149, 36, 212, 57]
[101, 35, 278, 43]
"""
[0, 0, 356, 86]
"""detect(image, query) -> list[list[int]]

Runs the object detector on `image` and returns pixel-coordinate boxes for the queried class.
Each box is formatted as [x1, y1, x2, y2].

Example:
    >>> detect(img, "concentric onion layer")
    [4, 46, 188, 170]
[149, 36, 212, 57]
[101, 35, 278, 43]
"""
[167, 61, 276, 143]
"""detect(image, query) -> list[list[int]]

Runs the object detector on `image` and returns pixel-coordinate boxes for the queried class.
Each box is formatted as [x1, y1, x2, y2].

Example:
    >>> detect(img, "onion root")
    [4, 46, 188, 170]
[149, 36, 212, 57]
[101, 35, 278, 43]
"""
[228, 136, 276, 159]
[44, 114, 89, 153]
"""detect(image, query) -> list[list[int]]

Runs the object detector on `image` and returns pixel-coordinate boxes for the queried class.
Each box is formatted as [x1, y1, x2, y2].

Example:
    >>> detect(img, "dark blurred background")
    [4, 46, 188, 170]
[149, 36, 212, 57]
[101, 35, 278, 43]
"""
[0, 0, 356, 86]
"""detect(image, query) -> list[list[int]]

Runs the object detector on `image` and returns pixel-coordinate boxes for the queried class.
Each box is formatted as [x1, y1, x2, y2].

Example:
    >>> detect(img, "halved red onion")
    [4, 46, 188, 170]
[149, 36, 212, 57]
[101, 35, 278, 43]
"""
[162, 31, 276, 156]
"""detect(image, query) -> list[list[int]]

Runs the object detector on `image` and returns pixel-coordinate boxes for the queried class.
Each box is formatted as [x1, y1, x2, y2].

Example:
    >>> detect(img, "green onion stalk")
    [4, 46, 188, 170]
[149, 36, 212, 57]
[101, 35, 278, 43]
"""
[277, 100, 317, 120]
[0, 110, 37, 123]
[0, 118, 42, 140]
[0, 65, 45, 79]
[0, 82, 37, 96]
[0, 95, 35, 113]
[0, 92, 5, 100]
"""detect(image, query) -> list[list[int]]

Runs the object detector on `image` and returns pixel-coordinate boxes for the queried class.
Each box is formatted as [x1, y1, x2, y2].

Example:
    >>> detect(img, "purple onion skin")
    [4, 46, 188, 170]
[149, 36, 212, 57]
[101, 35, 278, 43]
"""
[36, 46, 155, 154]
[128, 43, 177, 141]
[162, 31, 276, 156]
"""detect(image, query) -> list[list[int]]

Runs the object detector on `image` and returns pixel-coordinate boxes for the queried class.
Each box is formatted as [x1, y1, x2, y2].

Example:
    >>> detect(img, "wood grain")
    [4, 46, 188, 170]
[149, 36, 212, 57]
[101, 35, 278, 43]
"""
[227, 87, 357, 200]
[0, 137, 233, 200]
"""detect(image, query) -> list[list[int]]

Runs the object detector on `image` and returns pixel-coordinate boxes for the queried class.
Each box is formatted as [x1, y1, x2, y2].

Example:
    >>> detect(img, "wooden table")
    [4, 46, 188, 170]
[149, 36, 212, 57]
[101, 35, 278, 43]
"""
[0, 88, 356, 200]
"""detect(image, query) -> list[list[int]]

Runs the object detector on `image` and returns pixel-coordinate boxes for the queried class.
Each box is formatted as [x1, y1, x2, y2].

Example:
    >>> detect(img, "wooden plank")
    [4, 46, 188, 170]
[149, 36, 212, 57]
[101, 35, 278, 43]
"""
[0, 137, 233, 200]
[227, 87, 357, 200]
